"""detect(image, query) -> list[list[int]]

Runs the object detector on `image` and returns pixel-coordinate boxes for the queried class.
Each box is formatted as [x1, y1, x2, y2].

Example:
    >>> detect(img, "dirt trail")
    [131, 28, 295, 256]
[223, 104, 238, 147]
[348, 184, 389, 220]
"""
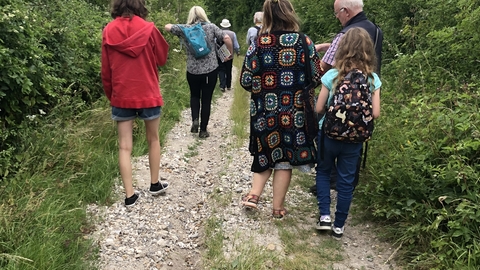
[88, 66, 399, 270]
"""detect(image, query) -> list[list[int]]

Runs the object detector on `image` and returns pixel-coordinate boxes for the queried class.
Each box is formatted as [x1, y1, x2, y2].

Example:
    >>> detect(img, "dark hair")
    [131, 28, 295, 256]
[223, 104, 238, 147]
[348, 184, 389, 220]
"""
[110, 0, 148, 19]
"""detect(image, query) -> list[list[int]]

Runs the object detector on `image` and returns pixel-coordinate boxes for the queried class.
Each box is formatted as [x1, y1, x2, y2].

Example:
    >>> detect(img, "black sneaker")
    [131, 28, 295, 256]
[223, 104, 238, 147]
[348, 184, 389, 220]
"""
[149, 182, 169, 195]
[331, 225, 344, 240]
[316, 216, 332, 231]
[125, 193, 139, 207]
[191, 119, 199, 133]
[199, 130, 210, 138]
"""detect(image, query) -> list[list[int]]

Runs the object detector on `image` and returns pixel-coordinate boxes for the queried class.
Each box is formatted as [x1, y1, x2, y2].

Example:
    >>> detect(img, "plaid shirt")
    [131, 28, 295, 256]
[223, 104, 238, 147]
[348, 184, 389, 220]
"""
[321, 33, 344, 66]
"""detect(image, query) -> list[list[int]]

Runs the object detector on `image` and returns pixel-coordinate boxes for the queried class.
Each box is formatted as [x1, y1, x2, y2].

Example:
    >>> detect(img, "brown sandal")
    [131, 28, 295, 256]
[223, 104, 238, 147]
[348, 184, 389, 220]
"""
[272, 208, 287, 219]
[241, 194, 260, 209]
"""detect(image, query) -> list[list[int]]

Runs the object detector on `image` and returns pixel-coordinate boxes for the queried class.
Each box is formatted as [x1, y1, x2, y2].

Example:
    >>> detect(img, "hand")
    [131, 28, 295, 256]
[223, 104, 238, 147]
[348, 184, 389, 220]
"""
[315, 43, 330, 52]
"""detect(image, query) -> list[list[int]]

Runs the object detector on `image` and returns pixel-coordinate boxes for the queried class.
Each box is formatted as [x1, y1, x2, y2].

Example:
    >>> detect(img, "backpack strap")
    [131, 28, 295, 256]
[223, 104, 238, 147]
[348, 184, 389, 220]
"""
[362, 142, 368, 169]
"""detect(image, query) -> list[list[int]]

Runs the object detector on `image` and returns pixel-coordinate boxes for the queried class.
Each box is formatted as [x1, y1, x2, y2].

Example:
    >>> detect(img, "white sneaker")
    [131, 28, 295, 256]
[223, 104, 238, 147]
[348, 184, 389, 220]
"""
[316, 216, 332, 231]
[331, 225, 344, 240]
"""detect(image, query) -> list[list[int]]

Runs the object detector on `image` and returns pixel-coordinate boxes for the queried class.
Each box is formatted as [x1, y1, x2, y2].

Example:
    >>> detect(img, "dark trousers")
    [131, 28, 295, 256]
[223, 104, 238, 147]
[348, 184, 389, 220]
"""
[330, 149, 362, 189]
[218, 59, 233, 89]
[186, 70, 218, 131]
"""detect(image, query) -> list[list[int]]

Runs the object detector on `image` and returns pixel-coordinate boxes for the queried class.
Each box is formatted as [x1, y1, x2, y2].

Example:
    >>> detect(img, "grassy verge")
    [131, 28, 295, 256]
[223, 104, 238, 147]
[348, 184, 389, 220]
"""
[0, 98, 117, 269]
[230, 57, 250, 143]
[0, 48, 191, 269]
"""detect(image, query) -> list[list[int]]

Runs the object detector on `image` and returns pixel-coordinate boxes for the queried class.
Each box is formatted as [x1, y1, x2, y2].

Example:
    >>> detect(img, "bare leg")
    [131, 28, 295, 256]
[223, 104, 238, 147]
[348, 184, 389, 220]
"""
[144, 117, 161, 184]
[249, 169, 273, 196]
[272, 169, 292, 210]
[117, 120, 134, 198]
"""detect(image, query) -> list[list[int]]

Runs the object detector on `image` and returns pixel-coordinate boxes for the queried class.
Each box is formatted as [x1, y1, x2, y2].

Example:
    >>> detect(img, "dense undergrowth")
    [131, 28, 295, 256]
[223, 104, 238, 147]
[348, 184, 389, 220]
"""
[0, 0, 193, 268]
[1, 0, 479, 269]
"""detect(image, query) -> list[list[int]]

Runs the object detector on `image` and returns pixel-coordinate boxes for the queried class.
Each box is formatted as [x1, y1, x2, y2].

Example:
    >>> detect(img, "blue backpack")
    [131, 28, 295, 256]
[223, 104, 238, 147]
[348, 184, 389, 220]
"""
[178, 23, 211, 59]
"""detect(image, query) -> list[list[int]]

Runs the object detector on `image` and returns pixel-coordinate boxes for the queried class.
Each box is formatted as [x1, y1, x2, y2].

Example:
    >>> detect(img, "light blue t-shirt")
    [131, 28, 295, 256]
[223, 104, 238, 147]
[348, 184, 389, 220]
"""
[318, 68, 382, 126]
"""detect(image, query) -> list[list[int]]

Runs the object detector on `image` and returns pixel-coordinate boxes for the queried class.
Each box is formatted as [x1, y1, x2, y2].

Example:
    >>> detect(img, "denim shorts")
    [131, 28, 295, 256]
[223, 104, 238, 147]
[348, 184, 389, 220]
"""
[111, 106, 161, 121]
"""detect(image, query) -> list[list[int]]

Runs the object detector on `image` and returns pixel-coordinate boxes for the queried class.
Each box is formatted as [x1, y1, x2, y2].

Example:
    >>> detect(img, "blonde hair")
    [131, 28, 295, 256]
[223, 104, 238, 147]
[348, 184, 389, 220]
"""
[261, 0, 300, 34]
[333, 27, 376, 87]
[186, 6, 210, 25]
[253, 11, 263, 24]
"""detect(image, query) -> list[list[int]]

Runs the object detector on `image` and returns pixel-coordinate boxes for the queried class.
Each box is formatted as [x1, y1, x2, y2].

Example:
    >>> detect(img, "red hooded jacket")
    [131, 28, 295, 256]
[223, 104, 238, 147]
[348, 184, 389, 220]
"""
[101, 16, 169, 108]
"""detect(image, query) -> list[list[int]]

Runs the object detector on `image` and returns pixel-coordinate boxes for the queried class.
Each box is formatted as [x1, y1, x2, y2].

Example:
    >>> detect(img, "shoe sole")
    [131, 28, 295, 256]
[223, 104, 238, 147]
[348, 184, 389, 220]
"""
[125, 193, 140, 208]
[331, 234, 343, 240]
[191, 121, 199, 133]
[316, 225, 332, 231]
[241, 201, 258, 209]
[149, 185, 169, 195]
[199, 133, 210, 138]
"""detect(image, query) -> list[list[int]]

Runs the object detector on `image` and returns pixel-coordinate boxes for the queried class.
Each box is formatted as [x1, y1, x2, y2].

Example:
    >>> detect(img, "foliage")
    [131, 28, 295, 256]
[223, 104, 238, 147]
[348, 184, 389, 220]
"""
[357, 55, 480, 269]
[0, 0, 108, 175]
[0, 0, 193, 268]
[206, 0, 263, 34]
[293, 0, 340, 43]
[1, 0, 480, 268]
[0, 95, 118, 269]
[0, 0, 62, 126]
[290, 0, 480, 268]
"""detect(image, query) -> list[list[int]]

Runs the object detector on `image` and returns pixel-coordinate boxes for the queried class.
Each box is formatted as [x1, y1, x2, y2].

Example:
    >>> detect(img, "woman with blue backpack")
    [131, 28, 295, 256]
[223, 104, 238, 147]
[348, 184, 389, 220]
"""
[314, 27, 382, 239]
[165, 6, 233, 138]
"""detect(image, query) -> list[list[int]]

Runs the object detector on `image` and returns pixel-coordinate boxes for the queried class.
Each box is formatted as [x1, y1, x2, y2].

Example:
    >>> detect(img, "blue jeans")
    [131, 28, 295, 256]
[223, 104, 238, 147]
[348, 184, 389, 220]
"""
[315, 134, 362, 228]
[111, 106, 161, 121]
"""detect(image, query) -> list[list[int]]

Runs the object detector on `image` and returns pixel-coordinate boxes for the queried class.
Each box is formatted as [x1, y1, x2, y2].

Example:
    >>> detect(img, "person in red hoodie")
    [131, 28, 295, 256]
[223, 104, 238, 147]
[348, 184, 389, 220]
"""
[101, 0, 169, 207]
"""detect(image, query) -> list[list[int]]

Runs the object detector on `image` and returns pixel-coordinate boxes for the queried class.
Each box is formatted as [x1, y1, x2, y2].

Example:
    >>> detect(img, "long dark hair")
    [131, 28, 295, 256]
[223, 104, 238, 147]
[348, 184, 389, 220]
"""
[110, 0, 148, 19]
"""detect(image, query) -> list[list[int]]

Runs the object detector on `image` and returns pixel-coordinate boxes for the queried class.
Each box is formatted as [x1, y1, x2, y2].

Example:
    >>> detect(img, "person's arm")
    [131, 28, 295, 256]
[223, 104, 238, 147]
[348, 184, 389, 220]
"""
[305, 35, 323, 85]
[315, 85, 329, 114]
[246, 27, 254, 45]
[232, 33, 240, 55]
[164, 24, 173, 32]
[101, 33, 112, 100]
[315, 43, 330, 52]
[321, 33, 343, 73]
[320, 61, 332, 73]
[372, 89, 381, 119]
[223, 34, 233, 60]
[152, 27, 169, 66]
[371, 73, 382, 118]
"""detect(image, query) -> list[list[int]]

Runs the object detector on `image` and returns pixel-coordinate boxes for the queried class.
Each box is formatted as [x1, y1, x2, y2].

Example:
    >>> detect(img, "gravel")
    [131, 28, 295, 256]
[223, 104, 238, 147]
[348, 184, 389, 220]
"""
[87, 68, 399, 270]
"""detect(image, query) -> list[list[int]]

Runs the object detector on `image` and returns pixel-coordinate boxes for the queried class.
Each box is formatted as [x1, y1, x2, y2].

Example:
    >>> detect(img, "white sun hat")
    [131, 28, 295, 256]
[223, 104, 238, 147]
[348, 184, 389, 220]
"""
[220, 19, 231, 28]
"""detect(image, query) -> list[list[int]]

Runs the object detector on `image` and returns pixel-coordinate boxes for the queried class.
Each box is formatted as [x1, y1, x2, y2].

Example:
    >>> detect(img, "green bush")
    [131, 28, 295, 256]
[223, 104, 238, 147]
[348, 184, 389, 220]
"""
[0, 0, 62, 126]
[357, 61, 480, 268]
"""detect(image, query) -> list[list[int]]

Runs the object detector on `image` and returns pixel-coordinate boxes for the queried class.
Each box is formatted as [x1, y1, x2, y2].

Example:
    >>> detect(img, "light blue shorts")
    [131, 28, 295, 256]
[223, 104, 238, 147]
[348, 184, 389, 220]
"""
[111, 106, 161, 121]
